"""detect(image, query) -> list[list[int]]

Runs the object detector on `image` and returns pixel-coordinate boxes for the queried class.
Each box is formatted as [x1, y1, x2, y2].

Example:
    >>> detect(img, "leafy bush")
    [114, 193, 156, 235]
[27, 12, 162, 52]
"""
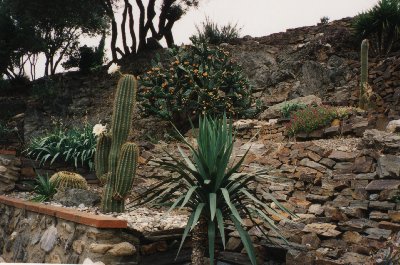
[320, 16, 330, 25]
[286, 105, 340, 136]
[354, 0, 400, 55]
[281, 102, 307, 118]
[32, 174, 58, 202]
[138, 41, 254, 128]
[26, 123, 97, 170]
[129, 115, 294, 265]
[31, 77, 60, 106]
[190, 17, 241, 45]
[63, 35, 106, 73]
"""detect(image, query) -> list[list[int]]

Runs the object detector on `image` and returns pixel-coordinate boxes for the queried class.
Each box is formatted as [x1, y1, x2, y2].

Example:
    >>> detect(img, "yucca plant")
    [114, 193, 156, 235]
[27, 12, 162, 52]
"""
[31, 174, 58, 202]
[128, 114, 294, 265]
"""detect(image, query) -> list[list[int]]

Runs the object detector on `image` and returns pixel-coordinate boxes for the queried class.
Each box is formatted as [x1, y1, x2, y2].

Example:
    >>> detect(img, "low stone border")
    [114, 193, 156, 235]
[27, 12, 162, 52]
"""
[0, 195, 127, 228]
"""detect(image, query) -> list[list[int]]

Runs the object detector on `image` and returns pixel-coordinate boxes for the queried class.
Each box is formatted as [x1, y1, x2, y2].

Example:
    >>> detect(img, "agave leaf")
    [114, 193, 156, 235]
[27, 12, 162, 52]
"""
[209, 193, 217, 221]
[231, 215, 257, 265]
[216, 208, 226, 249]
[208, 221, 216, 265]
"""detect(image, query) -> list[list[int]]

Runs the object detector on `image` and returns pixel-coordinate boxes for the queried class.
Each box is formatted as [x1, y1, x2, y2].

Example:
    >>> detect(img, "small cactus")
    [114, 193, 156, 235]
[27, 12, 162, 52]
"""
[95, 74, 139, 213]
[49, 171, 88, 190]
[360, 39, 369, 109]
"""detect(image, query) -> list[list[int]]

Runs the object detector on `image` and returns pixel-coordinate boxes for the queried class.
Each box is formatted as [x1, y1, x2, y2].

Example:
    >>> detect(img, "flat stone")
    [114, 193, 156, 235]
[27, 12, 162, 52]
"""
[339, 219, 378, 232]
[40, 225, 58, 253]
[319, 158, 336, 168]
[369, 211, 390, 221]
[226, 237, 242, 251]
[299, 158, 326, 172]
[365, 180, 400, 191]
[342, 231, 362, 244]
[302, 232, 320, 249]
[377, 155, 400, 179]
[369, 201, 396, 211]
[324, 207, 348, 222]
[378, 221, 400, 231]
[365, 228, 392, 240]
[352, 156, 374, 173]
[329, 151, 358, 162]
[89, 243, 113, 254]
[306, 194, 331, 203]
[303, 223, 341, 237]
[386, 119, 400, 133]
[107, 242, 136, 256]
[389, 211, 400, 222]
[308, 204, 324, 215]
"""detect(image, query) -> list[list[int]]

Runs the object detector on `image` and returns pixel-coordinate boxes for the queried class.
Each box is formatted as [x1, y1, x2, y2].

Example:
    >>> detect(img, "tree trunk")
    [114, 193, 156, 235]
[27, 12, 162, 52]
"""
[191, 217, 207, 265]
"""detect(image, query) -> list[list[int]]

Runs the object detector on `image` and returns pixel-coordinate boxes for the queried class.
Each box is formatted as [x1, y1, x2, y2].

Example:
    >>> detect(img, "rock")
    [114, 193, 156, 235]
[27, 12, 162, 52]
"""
[260, 95, 322, 119]
[319, 158, 336, 168]
[107, 242, 136, 256]
[365, 180, 400, 191]
[386, 119, 400, 133]
[302, 232, 321, 249]
[324, 207, 348, 222]
[342, 231, 362, 244]
[226, 237, 242, 251]
[340, 252, 370, 265]
[306, 194, 331, 203]
[361, 129, 400, 154]
[286, 249, 315, 265]
[0, 257, 5, 263]
[140, 241, 168, 255]
[303, 223, 341, 237]
[308, 204, 324, 215]
[82, 258, 105, 265]
[369, 201, 396, 211]
[89, 243, 114, 254]
[53, 188, 101, 207]
[377, 155, 400, 178]
[352, 156, 374, 173]
[40, 225, 57, 253]
[328, 150, 358, 162]
[72, 240, 85, 254]
[299, 158, 326, 172]
[365, 228, 392, 240]
[378, 221, 400, 231]
[389, 211, 400, 222]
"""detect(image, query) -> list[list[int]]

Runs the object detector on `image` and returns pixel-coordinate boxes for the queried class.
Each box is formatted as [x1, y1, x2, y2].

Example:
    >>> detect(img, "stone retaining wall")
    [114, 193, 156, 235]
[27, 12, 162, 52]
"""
[247, 130, 400, 264]
[0, 196, 139, 264]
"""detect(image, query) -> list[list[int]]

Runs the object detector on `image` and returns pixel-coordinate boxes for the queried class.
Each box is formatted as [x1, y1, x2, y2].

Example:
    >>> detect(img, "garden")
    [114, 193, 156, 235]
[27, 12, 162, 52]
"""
[1, 0, 400, 265]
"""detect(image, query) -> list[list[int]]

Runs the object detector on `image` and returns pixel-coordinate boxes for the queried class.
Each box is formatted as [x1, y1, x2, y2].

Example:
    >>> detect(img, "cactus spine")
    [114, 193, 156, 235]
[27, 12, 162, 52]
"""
[95, 74, 139, 213]
[360, 39, 369, 109]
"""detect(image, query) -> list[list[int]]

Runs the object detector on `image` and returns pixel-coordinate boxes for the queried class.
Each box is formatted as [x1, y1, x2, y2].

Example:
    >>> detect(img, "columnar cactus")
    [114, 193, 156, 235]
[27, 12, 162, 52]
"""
[360, 39, 369, 109]
[95, 74, 139, 213]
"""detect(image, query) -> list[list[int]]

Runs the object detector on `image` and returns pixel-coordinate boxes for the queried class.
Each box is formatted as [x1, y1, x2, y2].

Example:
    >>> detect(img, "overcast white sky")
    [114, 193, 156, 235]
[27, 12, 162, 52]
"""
[173, 0, 378, 44]
[31, 0, 378, 77]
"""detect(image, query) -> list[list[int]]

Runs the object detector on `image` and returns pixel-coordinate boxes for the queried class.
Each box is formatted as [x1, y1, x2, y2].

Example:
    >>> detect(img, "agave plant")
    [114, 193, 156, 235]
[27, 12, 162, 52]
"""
[129, 115, 294, 265]
[31, 174, 58, 202]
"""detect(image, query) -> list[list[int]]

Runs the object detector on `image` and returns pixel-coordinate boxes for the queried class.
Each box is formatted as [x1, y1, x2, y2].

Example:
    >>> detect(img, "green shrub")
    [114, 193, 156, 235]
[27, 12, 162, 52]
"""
[281, 102, 307, 118]
[286, 105, 339, 136]
[190, 17, 241, 45]
[129, 114, 294, 265]
[320, 16, 330, 25]
[63, 35, 106, 73]
[31, 77, 60, 106]
[32, 174, 58, 202]
[138, 41, 254, 128]
[26, 123, 97, 170]
[354, 0, 400, 55]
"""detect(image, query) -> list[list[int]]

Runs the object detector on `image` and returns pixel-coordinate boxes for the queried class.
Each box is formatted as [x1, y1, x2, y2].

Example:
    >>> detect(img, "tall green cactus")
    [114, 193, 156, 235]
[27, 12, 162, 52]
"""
[95, 74, 139, 213]
[360, 39, 369, 109]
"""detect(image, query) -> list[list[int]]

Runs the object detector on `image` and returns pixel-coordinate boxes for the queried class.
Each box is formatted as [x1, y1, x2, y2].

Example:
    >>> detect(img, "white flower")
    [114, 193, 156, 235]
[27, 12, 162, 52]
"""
[107, 63, 120, 74]
[93, 124, 107, 136]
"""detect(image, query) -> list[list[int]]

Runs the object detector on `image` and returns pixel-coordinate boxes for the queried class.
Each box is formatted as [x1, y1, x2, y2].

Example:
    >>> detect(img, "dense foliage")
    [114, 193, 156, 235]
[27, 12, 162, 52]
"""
[0, 0, 109, 78]
[129, 115, 293, 264]
[354, 0, 400, 55]
[138, 42, 254, 127]
[190, 17, 241, 45]
[286, 105, 340, 136]
[26, 123, 97, 170]
[63, 35, 106, 73]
